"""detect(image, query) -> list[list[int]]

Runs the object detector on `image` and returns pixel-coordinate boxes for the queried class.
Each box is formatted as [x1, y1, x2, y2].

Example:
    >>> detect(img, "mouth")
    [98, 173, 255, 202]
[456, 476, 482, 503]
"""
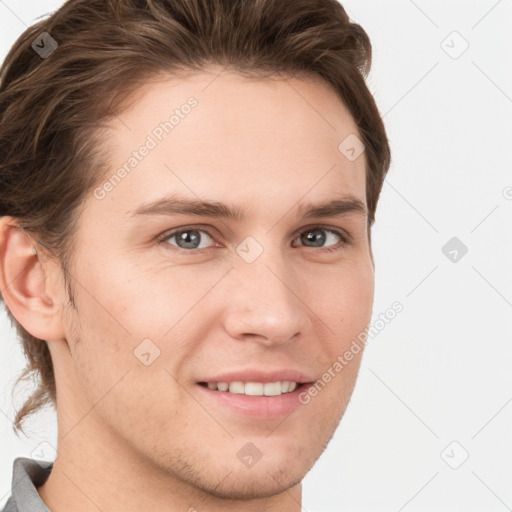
[196, 380, 313, 419]
[198, 380, 307, 396]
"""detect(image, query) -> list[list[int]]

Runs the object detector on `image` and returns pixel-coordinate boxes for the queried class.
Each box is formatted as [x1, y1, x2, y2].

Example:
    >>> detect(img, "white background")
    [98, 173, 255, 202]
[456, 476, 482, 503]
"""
[1, 1, 511, 510]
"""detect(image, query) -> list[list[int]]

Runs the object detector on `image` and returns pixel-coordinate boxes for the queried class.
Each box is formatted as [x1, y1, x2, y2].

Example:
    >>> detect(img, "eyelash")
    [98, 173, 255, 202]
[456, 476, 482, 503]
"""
[157, 225, 350, 255]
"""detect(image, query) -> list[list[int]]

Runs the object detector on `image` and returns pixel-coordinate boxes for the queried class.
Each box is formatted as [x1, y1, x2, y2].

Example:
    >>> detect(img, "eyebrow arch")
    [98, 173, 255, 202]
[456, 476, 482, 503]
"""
[128, 193, 367, 221]
[297, 196, 366, 219]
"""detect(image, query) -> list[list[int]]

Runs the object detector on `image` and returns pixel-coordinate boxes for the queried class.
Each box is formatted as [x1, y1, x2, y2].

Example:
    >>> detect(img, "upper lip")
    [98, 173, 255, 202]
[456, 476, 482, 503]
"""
[198, 368, 315, 384]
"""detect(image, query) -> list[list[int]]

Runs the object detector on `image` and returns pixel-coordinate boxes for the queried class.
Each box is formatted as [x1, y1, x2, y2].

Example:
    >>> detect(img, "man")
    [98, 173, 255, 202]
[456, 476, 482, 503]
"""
[0, 0, 390, 510]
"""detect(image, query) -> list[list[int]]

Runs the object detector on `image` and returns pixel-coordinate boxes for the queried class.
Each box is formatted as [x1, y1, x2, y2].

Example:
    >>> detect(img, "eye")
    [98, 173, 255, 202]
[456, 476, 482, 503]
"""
[293, 226, 347, 252]
[160, 227, 216, 251]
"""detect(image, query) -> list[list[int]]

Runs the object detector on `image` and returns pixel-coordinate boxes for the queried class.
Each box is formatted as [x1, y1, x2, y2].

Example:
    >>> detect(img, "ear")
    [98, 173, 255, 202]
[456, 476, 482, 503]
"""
[0, 217, 67, 342]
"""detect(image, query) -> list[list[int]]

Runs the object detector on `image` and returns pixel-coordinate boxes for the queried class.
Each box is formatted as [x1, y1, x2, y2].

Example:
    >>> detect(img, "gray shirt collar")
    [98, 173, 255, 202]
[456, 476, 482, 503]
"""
[3, 458, 52, 512]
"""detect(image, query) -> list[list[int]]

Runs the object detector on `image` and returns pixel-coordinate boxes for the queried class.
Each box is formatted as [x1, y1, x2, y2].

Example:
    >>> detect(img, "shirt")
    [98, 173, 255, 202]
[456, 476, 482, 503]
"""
[2, 458, 52, 512]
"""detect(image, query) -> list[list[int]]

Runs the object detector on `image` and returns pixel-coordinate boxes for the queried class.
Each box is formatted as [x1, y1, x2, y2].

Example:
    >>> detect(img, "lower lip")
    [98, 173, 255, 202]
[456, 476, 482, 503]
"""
[196, 383, 311, 419]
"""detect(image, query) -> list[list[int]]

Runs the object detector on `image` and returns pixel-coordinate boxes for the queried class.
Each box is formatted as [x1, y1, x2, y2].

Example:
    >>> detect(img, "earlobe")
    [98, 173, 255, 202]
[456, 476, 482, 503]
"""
[0, 217, 66, 341]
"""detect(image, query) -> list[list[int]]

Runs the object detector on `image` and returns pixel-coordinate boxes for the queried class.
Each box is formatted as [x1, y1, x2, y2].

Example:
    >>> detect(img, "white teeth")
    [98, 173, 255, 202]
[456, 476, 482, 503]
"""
[204, 380, 299, 396]
[228, 381, 245, 394]
[245, 382, 264, 395]
[263, 382, 281, 396]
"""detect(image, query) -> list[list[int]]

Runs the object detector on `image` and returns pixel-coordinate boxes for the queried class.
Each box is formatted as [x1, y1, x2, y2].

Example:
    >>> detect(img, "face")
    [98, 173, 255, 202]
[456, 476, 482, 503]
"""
[54, 66, 374, 499]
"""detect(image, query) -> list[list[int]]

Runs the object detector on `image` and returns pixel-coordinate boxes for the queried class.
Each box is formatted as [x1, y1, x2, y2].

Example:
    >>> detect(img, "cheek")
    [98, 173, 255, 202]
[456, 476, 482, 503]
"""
[68, 287, 186, 439]
[82, 258, 227, 341]
[311, 261, 373, 409]
[67, 259, 220, 404]
[312, 258, 374, 349]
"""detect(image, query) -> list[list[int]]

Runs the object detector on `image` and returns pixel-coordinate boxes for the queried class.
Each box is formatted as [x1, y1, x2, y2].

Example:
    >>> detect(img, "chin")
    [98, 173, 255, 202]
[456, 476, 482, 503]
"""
[199, 464, 306, 500]
[158, 443, 312, 501]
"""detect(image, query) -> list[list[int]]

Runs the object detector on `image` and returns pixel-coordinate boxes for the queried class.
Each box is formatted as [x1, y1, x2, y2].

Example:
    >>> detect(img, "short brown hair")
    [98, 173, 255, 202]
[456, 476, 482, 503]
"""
[0, 0, 391, 435]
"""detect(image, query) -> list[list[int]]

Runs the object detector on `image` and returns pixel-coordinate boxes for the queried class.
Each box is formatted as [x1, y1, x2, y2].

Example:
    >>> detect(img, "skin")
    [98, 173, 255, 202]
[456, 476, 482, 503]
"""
[0, 65, 374, 512]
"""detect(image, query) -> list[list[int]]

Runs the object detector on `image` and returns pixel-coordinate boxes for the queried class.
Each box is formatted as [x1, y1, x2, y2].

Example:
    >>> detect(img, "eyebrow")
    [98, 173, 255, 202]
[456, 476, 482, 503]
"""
[128, 193, 367, 221]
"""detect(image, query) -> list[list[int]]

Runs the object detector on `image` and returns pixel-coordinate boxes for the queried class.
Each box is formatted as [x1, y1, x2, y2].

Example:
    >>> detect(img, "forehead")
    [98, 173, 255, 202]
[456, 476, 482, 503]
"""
[91, 67, 367, 220]
[113, 66, 361, 145]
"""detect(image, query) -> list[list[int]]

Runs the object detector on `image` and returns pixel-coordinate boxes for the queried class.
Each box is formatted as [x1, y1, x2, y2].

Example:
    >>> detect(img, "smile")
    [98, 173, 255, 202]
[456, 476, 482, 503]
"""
[199, 381, 299, 396]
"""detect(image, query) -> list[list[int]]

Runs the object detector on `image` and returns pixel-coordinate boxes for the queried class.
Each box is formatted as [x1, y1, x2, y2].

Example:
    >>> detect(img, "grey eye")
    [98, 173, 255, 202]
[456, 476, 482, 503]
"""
[297, 228, 341, 248]
[164, 229, 214, 250]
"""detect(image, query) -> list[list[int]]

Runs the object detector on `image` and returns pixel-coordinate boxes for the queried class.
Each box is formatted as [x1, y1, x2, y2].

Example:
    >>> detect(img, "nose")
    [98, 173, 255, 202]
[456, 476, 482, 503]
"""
[221, 247, 313, 347]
